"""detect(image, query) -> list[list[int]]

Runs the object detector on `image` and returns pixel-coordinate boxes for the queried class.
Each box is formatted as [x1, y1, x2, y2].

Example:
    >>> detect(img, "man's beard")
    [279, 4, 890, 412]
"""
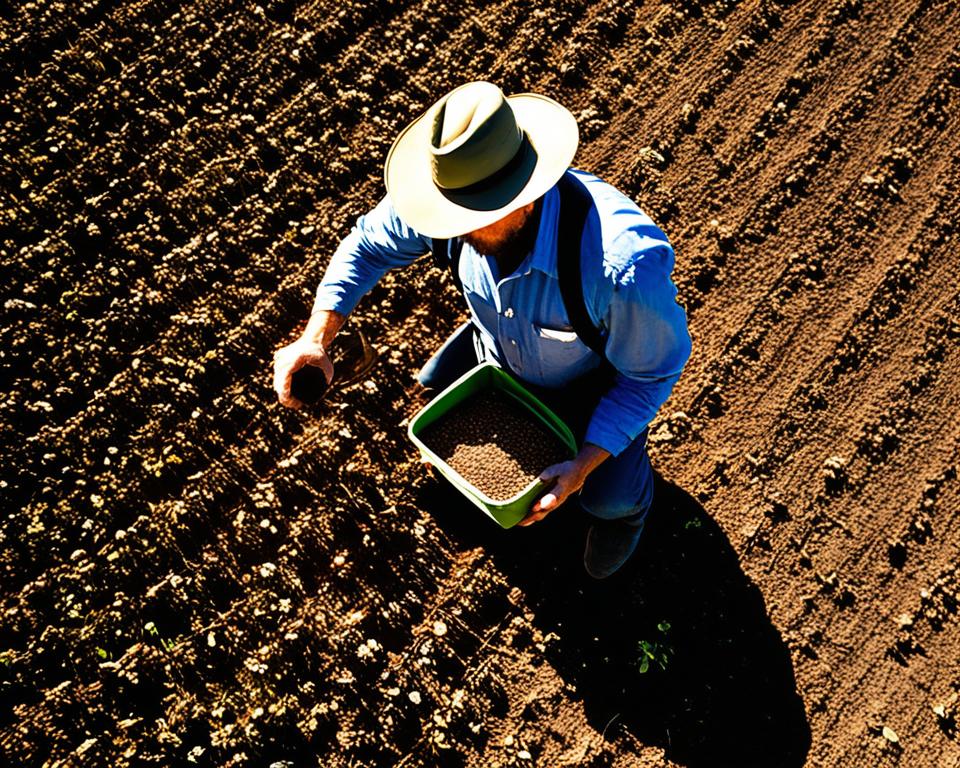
[462, 200, 543, 271]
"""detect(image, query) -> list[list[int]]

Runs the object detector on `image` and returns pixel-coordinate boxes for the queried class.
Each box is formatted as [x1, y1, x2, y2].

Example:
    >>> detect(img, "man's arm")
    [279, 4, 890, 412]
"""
[311, 195, 433, 318]
[584, 243, 691, 457]
[521, 241, 691, 524]
[302, 308, 348, 349]
[273, 196, 431, 408]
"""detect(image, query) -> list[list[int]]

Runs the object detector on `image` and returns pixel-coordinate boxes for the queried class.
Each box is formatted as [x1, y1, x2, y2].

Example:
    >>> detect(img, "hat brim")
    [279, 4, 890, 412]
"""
[384, 93, 579, 239]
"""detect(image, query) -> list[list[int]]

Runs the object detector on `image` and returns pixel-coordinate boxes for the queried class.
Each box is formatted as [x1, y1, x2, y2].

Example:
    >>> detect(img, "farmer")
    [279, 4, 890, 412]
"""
[273, 81, 691, 579]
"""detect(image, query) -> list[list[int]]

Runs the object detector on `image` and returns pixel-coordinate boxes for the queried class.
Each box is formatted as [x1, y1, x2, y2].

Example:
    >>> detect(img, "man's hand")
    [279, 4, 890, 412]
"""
[273, 308, 347, 408]
[518, 460, 588, 526]
[518, 443, 612, 527]
[273, 339, 334, 408]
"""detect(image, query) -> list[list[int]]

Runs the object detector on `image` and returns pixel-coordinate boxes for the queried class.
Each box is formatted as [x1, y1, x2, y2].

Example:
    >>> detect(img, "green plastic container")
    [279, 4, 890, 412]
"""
[408, 363, 577, 529]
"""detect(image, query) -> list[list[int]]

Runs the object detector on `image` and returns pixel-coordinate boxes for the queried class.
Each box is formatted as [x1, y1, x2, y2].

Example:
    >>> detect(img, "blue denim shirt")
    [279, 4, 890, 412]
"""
[314, 169, 692, 457]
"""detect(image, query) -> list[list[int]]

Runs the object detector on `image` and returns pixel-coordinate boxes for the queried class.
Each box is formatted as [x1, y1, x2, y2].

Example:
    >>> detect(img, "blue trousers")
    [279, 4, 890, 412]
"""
[417, 322, 654, 523]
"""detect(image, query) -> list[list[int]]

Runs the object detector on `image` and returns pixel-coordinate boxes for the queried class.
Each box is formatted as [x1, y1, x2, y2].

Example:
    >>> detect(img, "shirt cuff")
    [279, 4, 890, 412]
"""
[583, 413, 639, 458]
[313, 283, 362, 317]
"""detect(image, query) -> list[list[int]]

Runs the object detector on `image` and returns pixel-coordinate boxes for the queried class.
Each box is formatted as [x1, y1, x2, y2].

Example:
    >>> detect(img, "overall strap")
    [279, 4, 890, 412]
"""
[556, 173, 607, 360]
[430, 238, 464, 293]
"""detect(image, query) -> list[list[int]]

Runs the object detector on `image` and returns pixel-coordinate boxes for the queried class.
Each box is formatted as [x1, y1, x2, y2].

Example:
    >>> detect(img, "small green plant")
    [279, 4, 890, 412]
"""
[95, 646, 111, 660]
[637, 621, 673, 674]
[144, 621, 175, 652]
[684, 517, 702, 530]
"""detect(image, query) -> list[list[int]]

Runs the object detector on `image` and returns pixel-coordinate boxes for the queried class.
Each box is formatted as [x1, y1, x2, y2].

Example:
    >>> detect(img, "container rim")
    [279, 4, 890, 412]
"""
[407, 362, 576, 510]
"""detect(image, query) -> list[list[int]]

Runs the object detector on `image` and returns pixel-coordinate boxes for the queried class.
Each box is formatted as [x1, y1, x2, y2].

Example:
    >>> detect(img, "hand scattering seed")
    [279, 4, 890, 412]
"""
[420, 390, 569, 501]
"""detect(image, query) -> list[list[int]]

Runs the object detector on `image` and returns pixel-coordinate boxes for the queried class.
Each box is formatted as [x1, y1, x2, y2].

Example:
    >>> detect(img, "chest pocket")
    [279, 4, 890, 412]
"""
[532, 323, 594, 384]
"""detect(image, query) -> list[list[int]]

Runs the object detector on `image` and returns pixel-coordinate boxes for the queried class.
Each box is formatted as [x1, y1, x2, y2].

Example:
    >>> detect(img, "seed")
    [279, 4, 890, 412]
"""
[419, 390, 568, 501]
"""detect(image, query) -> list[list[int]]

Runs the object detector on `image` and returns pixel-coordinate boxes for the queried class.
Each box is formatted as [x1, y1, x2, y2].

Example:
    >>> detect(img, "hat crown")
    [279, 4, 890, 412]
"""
[429, 81, 524, 190]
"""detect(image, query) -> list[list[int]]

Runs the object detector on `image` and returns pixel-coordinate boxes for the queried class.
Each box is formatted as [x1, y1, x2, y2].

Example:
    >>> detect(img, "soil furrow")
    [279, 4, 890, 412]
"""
[677, 26, 960, 430]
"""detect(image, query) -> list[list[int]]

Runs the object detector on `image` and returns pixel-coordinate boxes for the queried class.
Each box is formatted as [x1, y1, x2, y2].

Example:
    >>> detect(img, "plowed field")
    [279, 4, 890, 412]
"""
[3, 0, 960, 766]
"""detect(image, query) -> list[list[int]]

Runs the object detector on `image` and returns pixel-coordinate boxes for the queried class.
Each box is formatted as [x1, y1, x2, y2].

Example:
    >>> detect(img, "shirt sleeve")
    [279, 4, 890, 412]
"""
[584, 239, 692, 457]
[312, 195, 432, 316]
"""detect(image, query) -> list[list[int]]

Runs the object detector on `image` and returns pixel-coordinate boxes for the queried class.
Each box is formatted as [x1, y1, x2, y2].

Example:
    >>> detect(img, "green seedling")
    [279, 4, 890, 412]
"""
[637, 621, 673, 674]
[95, 646, 111, 660]
[144, 621, 175, 652]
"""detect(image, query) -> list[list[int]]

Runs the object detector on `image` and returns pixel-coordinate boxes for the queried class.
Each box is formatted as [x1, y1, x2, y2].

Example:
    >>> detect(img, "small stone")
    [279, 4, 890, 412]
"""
[408, 691, 421, 704]
[881, 725, 899, 743]
[433, 620, 447, 637]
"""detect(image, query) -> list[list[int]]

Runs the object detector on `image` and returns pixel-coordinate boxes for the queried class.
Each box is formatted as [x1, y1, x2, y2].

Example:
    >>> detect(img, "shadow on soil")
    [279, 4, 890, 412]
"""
[419, 473, 811, 768]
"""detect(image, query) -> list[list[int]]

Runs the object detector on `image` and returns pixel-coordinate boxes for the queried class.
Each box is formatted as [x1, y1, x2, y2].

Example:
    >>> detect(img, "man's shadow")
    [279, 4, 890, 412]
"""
[417, 474, 811, 768]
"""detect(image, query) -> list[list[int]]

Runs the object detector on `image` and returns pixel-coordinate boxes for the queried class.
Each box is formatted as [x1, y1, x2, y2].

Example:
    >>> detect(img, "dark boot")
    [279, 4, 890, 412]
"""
[583, 511, 646, 579]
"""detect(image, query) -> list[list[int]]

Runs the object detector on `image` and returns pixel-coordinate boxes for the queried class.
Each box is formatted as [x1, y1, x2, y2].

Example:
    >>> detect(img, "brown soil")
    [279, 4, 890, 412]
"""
[419, 390, 570, 501]
[2, 1, 960, 766]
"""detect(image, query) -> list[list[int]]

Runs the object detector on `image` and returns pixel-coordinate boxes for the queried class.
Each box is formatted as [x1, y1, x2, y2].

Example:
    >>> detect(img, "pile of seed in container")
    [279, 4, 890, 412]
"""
[419, 389, 571, 501]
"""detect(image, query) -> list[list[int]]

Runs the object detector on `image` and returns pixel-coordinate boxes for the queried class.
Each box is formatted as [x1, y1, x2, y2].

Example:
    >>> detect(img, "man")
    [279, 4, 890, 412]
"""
[273, 81, 691, 578]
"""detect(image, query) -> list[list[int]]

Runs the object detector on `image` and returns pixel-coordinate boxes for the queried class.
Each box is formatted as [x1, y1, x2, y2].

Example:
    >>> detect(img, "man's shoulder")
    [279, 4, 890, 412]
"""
[570, 169, 658, 224]
[570, 168, 635, 205]
[569, 169, 674, 286]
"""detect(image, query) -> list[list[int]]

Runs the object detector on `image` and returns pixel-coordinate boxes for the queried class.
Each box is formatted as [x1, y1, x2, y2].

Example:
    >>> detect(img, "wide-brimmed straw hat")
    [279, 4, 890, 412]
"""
[384, 81, 579, 239]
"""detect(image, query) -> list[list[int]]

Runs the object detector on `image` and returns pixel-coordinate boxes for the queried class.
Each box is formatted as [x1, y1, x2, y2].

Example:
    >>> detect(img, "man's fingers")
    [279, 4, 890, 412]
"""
[274, 372, 301, 409]
[317, 355, 335, 385]
[538, 463, 565, 483]
[295, 351, 334, 384]
[273, 366, 288, 402]
[520, 488, 561, 527]
[274, 360, 306, 408]
[536, 492, 558, 512]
